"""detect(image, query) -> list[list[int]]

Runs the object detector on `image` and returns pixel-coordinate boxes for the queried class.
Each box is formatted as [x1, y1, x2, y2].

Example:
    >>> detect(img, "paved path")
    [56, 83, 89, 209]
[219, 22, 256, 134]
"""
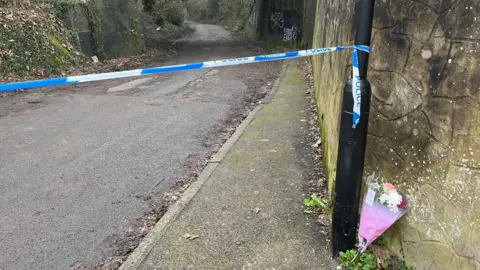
[0, 23, 281, 269]
[121, 61, 338, 270]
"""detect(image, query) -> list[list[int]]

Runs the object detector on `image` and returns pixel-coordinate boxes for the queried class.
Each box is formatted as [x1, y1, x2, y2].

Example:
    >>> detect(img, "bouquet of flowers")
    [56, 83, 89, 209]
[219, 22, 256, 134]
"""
[357, 173, 408, 252]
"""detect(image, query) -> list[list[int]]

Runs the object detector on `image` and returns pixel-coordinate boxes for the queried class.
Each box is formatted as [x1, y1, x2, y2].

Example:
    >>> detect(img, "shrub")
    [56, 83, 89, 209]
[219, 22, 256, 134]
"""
[186, 0, 255, 30]
[153, 9, 165, 26]
[0, 3, 85, 78]
[339, 250, 377, 270]
[150, 0, 186, 26]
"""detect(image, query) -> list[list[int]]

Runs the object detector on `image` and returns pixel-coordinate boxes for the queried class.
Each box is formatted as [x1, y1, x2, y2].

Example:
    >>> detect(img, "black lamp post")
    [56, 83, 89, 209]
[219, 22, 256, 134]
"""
[331, 0, 376, 256]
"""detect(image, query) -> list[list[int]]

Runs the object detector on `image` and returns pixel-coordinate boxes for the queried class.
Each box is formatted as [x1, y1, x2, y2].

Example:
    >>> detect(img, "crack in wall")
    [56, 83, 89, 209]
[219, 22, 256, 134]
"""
[402, 37, 411, 72]
[419, 188, 454, 245]
[449, 161, 480, 171]
[440, 0, 461, 15]
[372, 22, 399, 30]
[371, 104, 391, 119]
[432, 95, 479, 103]
[371, 69, 423, 96]
[450, 102, 455, 145]
[421, 16, 441, 51]
[420, 109, 449, 147]
[368, 134, 407, 163]
[451, 249, 480, 265]
[420, 239, 451, 248]
[424, 183, 452, 207]
[371, 90, 393, 105]
[367, 132, 384, 139]
[416, 239, 480, 266]
[436, 41, 454, 93]
[449, 37, 480, 42]
[384, 103, 422, 122]
[372, 152, 383, 171]
[412, 0, 440, 14]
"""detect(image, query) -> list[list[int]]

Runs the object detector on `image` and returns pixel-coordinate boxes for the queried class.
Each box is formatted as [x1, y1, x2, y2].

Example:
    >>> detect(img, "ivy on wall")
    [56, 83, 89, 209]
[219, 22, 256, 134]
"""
[0, 0, 86, 77]
[51, 0, 105, 59]
[81, 0, 106, 59]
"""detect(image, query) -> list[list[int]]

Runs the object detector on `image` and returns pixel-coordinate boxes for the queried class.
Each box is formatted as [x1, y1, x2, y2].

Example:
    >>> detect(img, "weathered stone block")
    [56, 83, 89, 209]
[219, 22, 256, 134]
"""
[96, 0, 145, 58]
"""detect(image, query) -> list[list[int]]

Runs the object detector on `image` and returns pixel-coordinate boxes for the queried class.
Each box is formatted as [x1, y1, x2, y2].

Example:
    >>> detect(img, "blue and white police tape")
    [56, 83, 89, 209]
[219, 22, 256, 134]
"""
[0, 44, 370, 126]
[352, 47, 361, 128]
[351, 46, 370, 128]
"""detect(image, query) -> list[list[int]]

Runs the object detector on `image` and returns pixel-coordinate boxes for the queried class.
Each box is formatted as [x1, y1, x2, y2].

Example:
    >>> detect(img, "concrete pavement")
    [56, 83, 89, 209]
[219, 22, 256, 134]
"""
[121, 61, 338, 270]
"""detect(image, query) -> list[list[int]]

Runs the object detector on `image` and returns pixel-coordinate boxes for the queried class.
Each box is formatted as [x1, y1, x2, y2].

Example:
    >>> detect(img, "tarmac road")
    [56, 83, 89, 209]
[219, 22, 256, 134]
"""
[0, 22, 282, 269]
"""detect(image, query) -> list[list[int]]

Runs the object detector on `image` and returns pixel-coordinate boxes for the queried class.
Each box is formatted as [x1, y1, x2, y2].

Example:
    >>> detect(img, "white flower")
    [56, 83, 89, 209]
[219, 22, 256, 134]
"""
[379, 190, 403, 212]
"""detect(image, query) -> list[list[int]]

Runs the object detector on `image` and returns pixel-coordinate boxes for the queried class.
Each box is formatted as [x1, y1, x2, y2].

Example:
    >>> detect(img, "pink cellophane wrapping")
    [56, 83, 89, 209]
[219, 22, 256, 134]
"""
[358, 197, 407, 253]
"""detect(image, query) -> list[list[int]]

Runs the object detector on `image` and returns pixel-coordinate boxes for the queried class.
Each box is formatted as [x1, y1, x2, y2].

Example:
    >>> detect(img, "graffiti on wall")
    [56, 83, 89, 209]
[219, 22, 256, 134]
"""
[249, 10, 257, 25]
[269, 11, 298, 42]
[283, 25, 297, 42]
[270, 12, 285, 29]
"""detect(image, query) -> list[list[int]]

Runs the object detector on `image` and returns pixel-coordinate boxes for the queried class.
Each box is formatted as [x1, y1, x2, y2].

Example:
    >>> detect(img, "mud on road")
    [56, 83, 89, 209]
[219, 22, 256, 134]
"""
[0, 23, 283, 270]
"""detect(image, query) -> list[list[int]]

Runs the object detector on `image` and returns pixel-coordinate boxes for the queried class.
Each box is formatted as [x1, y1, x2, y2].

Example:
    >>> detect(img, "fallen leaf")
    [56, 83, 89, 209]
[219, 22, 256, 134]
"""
[312, 138, 322, 148]
[253, 207, 260, 214]
[370, 245, 391, 268]
[183, 233, 199, 240]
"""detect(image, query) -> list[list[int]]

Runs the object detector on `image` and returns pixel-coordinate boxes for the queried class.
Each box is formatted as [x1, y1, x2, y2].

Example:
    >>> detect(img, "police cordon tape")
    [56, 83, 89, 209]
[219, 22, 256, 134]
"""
[0, 45, 369, 126]
[352, 46, 362, 128]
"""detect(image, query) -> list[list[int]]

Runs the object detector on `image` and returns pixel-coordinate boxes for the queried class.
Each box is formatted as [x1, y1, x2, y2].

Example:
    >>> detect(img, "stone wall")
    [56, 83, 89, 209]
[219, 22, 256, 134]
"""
[64, 0, 145, 59]
[95, 0, 145, 58]
[244, 0, 261, 38]
[311, 0, 355, 193]
[312, 0, 480, 268]
[61, 3, 95, 57]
